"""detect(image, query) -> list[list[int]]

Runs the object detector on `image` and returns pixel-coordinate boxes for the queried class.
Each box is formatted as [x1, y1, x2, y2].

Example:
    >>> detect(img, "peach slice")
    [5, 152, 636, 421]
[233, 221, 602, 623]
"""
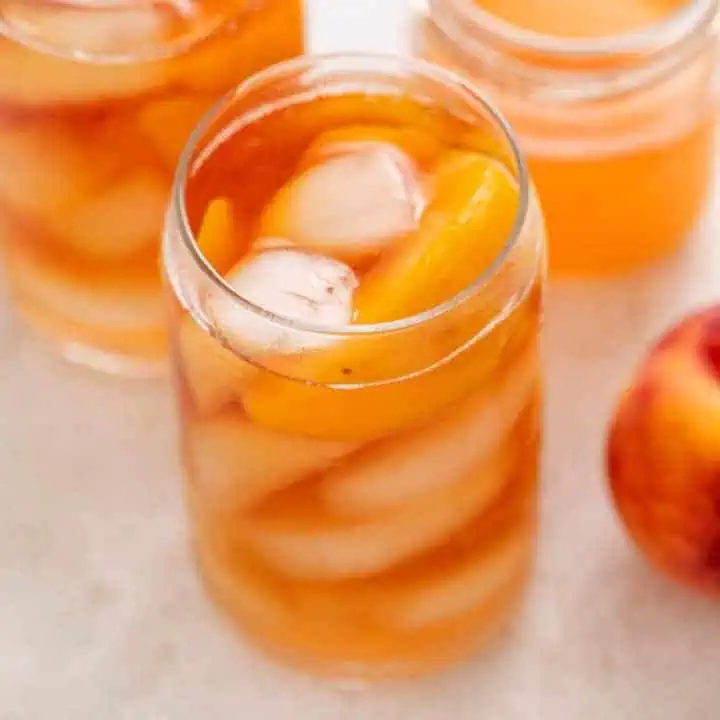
[258, 146, 422, 264]
[136, 96, 215, 171]
[186, 413, 355, 512]
[195, 197, 244, 275]
[319, 344, 537, 515]
[242, 155, 524, 441]
[51, 171, 168, 261]
[176, 198, 251, 413]
[355, 151, 519, 323]
[302, 124, 445, 169]
[241, 441, 513, 580]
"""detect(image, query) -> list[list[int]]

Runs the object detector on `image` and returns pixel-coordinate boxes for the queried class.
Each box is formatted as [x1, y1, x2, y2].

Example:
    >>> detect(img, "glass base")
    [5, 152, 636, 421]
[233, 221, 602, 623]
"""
[197, 551, 527, 683]
[14, 301, 167, 378]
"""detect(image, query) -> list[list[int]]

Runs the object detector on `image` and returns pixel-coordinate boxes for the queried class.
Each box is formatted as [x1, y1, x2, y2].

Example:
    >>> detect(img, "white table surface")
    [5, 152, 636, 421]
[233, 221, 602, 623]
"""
[3, 2, 720, 718]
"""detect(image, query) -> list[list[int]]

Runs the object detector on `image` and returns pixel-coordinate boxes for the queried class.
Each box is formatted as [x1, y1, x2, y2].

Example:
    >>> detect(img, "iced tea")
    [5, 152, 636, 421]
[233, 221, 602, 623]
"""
[416, 0, 718, 275]
[0, 0, 302, 373]
[164, 56, 546, 679]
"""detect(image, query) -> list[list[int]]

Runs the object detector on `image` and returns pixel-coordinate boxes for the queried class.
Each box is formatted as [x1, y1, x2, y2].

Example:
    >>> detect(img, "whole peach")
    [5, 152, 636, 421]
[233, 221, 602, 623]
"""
[607, 305, 720, 595]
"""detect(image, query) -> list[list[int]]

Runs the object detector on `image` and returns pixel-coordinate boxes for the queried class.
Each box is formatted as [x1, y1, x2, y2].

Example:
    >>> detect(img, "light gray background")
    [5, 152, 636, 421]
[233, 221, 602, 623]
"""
[2, 2, 720, 718]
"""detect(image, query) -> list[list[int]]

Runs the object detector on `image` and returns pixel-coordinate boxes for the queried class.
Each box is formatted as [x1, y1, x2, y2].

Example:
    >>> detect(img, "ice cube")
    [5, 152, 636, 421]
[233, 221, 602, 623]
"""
[177, 316, 257, 415]
[379, 528, 531, 631]
[209, 249, 357, 355]
[0, 123, 99, 216]
[1, 2, 168, 55]
[242, 443, 514, 580]
[258, 146, 423, 264]
[7, 249, 163, 331]
[319, 346, 538, 516]
[187, 414, 356, 511]
[52, 171, 169, 261]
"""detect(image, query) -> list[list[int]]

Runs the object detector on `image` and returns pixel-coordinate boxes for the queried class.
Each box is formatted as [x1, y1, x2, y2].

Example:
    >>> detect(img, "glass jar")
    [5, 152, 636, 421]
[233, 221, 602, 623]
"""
[414, 0, 719, 275]
[163, 54, 546, 680]
[0, 0, 303, 374]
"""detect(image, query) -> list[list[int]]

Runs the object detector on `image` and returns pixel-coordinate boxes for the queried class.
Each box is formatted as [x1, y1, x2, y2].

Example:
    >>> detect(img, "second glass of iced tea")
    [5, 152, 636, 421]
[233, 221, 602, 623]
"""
[0, 0, 302, 373]
[164, 55, 546, 680]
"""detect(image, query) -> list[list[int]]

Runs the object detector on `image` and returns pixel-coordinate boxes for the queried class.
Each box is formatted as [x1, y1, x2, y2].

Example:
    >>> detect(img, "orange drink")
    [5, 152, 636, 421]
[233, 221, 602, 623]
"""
[0, 0, 303, 374]
[415, 0, 718, 275]
[163, 56, 546, 679]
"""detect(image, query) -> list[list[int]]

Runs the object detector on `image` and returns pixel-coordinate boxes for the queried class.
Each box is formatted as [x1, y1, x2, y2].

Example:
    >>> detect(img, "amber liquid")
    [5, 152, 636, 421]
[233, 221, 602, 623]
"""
[418, 0, 716, 275]
[0, 0, 302, 372]
[167, 90, 544, 679]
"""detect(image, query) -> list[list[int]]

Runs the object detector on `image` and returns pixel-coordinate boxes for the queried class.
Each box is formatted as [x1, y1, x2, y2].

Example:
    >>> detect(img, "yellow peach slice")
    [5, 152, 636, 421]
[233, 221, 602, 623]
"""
[196, 197, 243, 274]
[355, 152, 519, 323]
[186, 413, 355, 512]
[258, 147, 421, 264]
[318, 344, 537, 515]
[241, 442, 513, 580]
[242, 154, 524, 440]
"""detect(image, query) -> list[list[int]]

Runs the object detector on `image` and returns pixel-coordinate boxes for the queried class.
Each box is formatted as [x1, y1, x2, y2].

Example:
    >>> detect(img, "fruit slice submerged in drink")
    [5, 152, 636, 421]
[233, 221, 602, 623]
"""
[175, 198, 252, 413]
[355, 151, 519, 322]
[242, 151, 521, 440]
[195, 196, 245, 275]
[318, 342, 538, 515]
[241, 440, 514, 580]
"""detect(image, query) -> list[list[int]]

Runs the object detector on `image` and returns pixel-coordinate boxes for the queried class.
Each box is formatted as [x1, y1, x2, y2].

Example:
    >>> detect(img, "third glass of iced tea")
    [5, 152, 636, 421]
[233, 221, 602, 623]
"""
[164, 55, 546, 679]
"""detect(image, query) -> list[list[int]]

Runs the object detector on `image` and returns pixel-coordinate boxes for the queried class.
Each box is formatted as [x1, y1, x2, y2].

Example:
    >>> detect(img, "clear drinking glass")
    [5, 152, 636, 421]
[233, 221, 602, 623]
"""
[414, 0, 719, 275]
[163, 55, 546, 680]
[0, 0, 303, 374]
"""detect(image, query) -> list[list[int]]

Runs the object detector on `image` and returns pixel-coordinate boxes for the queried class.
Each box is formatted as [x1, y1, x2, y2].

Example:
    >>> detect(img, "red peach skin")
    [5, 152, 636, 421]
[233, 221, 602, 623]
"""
[607, 305, 720, 595]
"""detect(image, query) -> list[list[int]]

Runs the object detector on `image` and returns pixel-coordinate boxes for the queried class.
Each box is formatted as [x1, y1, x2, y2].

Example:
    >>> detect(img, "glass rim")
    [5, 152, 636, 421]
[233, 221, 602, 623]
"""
[169, 52, 532, 339]
[0, 1, 244, 64]
[436, 0, 718, 59]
